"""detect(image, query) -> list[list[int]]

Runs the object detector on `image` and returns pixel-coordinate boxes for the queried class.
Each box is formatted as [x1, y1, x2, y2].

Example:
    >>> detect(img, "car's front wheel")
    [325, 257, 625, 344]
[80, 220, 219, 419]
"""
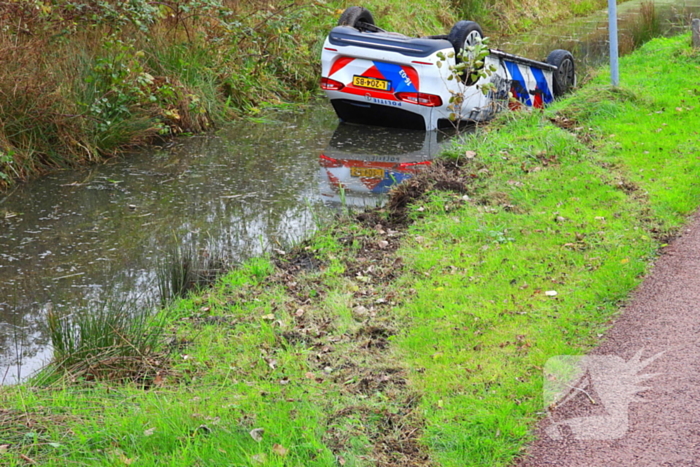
[338, 6, 375, 31]
[547, 49, 576, 97]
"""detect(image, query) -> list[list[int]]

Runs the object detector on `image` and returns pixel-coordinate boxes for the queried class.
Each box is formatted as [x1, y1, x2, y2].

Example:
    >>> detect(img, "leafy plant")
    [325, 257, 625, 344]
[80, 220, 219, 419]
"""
[436, 36, 498, 130]
[0, 150, 17, 182]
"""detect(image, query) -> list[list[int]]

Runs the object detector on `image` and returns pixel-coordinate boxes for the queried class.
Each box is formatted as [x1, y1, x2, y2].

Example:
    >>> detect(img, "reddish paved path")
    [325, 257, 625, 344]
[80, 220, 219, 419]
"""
[519, 213, 700, 466]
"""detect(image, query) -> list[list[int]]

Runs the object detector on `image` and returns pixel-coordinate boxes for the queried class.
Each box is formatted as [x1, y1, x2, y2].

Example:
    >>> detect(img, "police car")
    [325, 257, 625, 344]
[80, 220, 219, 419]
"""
[321, 7, 576, 131]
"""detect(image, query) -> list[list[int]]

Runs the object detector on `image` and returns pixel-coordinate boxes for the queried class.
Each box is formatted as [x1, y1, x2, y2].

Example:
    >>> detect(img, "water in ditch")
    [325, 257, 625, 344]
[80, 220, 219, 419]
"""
[492, 0, 700, 70]
[2, 0, 699, 383]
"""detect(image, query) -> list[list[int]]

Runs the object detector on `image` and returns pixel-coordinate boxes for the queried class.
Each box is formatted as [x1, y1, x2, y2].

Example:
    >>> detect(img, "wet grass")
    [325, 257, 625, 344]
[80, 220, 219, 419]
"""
[407, 35, 700, 465]
[1, 34, 699, 466]
[395, 121, 652, 464]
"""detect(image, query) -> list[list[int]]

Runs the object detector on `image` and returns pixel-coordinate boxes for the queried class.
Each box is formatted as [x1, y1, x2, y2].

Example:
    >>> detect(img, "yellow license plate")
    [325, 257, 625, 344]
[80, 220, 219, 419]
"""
[352, 76, 391, 91]
[351, 167, 385, 178]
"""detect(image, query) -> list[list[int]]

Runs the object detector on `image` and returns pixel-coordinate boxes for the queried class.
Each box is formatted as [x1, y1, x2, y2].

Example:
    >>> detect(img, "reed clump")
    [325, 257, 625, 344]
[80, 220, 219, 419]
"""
[40, 299, 169, 384]
[156, 241, 233, 305]
[632, 1, 662, 47]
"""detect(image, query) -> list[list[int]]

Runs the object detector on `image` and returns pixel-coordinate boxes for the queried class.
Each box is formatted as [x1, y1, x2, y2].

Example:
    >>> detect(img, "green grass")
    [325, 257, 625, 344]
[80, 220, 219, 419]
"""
[40, 298, 169, 385]
[2, 34, 699, 467]
[396, 34, 700, 465]
[395, 119, 655, 464]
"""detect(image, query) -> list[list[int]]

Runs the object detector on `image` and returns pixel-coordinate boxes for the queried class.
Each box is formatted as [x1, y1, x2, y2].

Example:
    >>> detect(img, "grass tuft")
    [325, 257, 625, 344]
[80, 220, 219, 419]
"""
[38, 299, 168, 385]
[552, 85, 648, 122]
[156, 241, 234, 305]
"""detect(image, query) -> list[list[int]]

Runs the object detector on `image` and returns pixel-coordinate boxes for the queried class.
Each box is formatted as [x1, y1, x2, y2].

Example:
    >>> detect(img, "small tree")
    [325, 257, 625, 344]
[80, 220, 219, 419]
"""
[436, 37, 498, 130]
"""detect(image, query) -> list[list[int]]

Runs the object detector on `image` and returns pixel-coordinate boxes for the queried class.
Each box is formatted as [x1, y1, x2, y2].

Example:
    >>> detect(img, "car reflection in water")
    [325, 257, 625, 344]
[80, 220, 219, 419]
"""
[318, 123, 451, 208]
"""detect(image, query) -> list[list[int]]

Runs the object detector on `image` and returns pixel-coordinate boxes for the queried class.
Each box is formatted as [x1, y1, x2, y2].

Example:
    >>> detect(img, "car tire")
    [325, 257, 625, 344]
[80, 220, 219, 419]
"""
[338, 7, 375, 30]
[448, 21, 484, 85]
[448, 20, 484, 56]
[547, 49, 576, 97]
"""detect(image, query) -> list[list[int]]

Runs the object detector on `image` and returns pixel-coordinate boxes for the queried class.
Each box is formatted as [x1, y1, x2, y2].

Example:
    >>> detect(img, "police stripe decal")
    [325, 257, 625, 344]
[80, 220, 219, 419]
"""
[531, 67, 553, 106]
[504, 61, 532, 107]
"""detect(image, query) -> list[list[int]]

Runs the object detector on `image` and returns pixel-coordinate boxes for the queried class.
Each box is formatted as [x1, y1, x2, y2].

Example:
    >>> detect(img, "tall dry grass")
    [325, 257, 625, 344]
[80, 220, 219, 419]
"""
[0, 0, 328, 189]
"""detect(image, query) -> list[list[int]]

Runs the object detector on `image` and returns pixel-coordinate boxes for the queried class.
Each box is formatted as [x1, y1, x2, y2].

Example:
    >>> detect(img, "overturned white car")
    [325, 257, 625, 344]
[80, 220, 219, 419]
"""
[320, 7, 576, 130]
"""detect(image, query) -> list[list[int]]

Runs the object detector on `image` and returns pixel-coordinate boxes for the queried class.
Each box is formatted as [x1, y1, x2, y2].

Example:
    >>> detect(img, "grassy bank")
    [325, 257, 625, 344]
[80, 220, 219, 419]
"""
[3, 30, 698, 467]
[0, 0, 619, 189]
[451, 0, 617, 33]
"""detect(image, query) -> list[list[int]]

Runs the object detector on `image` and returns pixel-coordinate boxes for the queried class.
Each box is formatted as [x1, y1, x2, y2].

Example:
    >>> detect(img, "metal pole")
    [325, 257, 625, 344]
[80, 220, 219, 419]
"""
[608, 0, 619, 86]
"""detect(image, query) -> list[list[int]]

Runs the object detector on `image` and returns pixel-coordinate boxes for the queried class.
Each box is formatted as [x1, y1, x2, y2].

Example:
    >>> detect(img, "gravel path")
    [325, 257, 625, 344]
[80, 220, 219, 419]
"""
[518, 214, 700, 466]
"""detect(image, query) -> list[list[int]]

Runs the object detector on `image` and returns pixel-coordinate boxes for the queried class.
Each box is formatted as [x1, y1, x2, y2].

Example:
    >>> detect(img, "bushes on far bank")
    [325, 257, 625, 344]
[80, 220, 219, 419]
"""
[0, 0, 330, 188]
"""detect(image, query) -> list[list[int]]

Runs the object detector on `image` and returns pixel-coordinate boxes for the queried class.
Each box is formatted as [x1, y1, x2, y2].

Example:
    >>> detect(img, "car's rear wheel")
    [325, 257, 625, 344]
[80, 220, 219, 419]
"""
[448, 21, 484, 85]
[546, 49, 576, 97]
[448, 21, 484, 55]
[338, 7, 375, 31]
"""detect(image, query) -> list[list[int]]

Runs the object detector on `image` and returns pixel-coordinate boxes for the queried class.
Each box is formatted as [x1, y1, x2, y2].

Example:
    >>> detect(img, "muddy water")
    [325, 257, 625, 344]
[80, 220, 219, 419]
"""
[2, 0, 700, 383]
[0, 109, 337, 383]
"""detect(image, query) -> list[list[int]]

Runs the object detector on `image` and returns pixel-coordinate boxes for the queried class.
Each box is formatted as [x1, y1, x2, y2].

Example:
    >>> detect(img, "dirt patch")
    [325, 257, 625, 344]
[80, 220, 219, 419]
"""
[274, 248, 323, 275]
[262, 158, 482, 464]
[385, 159, 476, 226]
[169, 158, 481, 464]
[324, 394, 433, 467]
[612, 176, 641, 195]
[36, 346, 171, 388]
[474, 190, 524, 213]
[264, 241, 429, 464]
[345, 366, 406, 395]
[549, 115, 595, 145]
[77, 354, 170, 388]
[276, 158, 477, 292]
[343, 243, 405, 288]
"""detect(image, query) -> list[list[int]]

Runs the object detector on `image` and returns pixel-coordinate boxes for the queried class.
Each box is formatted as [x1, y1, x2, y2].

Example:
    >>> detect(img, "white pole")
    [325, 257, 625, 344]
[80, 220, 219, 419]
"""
[608, 0, 620, 86]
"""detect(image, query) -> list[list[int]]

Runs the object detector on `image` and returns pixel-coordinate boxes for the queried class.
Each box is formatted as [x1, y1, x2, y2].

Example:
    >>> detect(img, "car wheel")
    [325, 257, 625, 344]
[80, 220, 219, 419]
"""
[338, 6, 375, 31]
[448, 20, 484, 55]
[448, 21, 484, 85]
[547, 49, 576, 97]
